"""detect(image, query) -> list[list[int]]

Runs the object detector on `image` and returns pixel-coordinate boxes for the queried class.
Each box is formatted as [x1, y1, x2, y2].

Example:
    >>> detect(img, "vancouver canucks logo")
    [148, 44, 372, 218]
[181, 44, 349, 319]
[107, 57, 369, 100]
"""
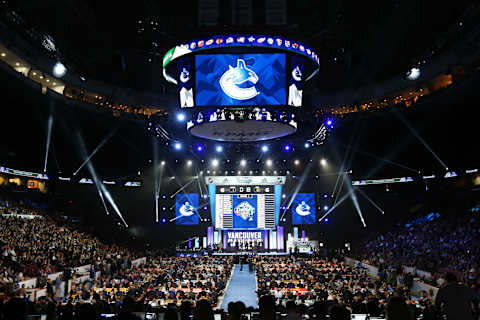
[180, 67, 190, 83]
[295, 201, 311, 216]
[234, 201, 255, 221]
[179, 201, 195, 217]
[292, 66, 302, 82]
[219, 59, 259, 100]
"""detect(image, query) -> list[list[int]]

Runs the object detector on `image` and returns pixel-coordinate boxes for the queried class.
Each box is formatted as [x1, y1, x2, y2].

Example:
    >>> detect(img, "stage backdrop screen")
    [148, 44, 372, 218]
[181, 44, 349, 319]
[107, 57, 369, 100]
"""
[175, 193, 199, 225]
[215, 185, 275, 229]
[291, 193, 316, 225]
[195, 53, 286, 106]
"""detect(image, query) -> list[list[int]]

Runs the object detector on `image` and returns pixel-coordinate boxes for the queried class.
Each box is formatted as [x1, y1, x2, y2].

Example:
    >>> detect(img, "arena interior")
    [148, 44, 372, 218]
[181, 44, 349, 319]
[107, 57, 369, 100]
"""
[1, 1, 480, 319]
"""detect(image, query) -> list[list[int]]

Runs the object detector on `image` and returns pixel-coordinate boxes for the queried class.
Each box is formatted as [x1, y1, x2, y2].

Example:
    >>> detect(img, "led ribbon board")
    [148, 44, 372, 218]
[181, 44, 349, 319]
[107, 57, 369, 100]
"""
[163, 34, 319, 72]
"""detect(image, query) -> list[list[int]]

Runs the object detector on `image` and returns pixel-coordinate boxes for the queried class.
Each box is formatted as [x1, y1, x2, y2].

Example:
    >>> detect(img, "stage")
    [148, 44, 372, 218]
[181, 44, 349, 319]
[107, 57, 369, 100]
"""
[176, 251, 290, 257]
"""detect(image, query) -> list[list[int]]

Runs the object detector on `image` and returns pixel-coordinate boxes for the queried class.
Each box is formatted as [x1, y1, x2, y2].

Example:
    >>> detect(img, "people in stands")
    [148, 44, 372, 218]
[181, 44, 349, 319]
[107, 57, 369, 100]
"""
[435, 273, 478, 320]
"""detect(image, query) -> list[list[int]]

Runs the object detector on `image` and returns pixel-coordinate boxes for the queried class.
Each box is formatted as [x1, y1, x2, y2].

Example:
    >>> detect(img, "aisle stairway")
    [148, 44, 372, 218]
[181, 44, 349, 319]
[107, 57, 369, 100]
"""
[220, 264, 258, 310]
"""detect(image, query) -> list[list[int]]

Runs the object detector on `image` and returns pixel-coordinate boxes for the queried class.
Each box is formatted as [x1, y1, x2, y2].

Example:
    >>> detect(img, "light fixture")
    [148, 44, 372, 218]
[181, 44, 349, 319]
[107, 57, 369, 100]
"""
[211, 159, 219, 167]
[240, 159, 247, 167]
[294, 159, 300, 165]
[304, 142, 311, 149]
[0, 53, 5, 57]
[266, 159, 272, 167]
[261, 145, 269, 152]
[320, 158, 327, 166]
[187, 160, 192, 166]
[176, 113, 186, 122]
[174, 142, 182, 150]
[53, 61, 67, 78]
[161, 161, 166, 165]
[216, 145, 223, 153]
[407, 67, 420, 80]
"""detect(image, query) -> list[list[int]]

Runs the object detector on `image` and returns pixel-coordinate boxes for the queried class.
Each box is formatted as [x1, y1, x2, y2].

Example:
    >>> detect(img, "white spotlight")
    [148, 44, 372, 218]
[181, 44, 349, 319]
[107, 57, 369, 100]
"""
[211, 159, 219, 167]
[261, 145, 269, 152]
[216, 145, 223, 153]
[187, 160, 192, 166]
[53, 62, 67, 78]
[266, 159, 272, 167]
[240, 159, 247, 167]
[176, 113, 185, 122]
[161, 161, 165, 165]
[320, 158, 327, 166]
[294, 159, 300, 165]
[407, 67, 420, 80]
[174, 142, 182, 150]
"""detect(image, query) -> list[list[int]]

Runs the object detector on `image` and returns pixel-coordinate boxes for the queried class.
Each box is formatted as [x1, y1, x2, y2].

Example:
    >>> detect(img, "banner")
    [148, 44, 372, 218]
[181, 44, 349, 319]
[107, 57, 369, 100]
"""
[225, 230, 266, 248]
[291, 193, 316, 225]
[175, 193, 199, 225]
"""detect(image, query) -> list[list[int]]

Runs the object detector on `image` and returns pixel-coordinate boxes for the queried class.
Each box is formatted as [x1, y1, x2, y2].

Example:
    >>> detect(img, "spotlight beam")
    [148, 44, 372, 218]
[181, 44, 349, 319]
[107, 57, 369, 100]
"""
[170, 179, 196, 198]
[392, 108, 448, 170]
[75, 131, 128, 227]
[73, 124, 121, 176]
[356, 188, 384, 215]
[318, 191, 352, 222]
[337, 143, 418, 173]
[350, 190, 367, 227]
[97, 188, 110, 215]
[43, 112, 53, 172]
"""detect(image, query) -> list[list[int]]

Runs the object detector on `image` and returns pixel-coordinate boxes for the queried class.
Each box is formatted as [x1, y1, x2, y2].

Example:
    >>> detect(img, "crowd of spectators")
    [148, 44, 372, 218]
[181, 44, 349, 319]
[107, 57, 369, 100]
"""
[254, 256, 423, 319]
[0, 200, 234, 319]
[351, 211, 480, 286]
[1, 196, 480, 319]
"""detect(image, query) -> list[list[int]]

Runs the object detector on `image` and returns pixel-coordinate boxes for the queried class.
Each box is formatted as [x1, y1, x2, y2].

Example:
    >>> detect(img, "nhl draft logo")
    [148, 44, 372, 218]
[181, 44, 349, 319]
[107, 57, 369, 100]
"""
[179, 201, 195, 217]
[219, 59, 259, 100]
[295, 201, 311, 216]
[234, 201, 255, 221]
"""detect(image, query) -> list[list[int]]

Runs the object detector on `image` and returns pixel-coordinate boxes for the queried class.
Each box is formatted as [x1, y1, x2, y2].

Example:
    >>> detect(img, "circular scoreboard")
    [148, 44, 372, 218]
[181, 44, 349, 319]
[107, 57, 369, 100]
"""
[163, 34, 319, 141]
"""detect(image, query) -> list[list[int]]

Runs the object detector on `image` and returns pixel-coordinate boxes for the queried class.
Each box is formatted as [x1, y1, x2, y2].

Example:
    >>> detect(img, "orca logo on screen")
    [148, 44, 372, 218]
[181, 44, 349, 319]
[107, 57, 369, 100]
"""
[292, 66, 302, 82]
[295, 201, 311, 216]
[179, 201, 195, 216]
[180, 67, 190, 83]
[219, 59, 259, 100]
[234, 201, 255, 221]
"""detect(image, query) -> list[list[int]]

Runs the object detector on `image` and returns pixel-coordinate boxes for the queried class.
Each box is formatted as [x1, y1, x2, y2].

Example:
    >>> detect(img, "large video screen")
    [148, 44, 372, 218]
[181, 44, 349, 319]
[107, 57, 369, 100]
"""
[195, 54, 286, 106]
[291, 193, 316, 225]
[215, 185, 276, 229]
[175, 193, 199, 225]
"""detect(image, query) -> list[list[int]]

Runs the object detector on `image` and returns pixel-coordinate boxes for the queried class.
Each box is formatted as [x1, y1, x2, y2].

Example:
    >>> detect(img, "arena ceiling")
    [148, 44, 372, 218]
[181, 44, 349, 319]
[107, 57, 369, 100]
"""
[3, 0, 477, 93]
